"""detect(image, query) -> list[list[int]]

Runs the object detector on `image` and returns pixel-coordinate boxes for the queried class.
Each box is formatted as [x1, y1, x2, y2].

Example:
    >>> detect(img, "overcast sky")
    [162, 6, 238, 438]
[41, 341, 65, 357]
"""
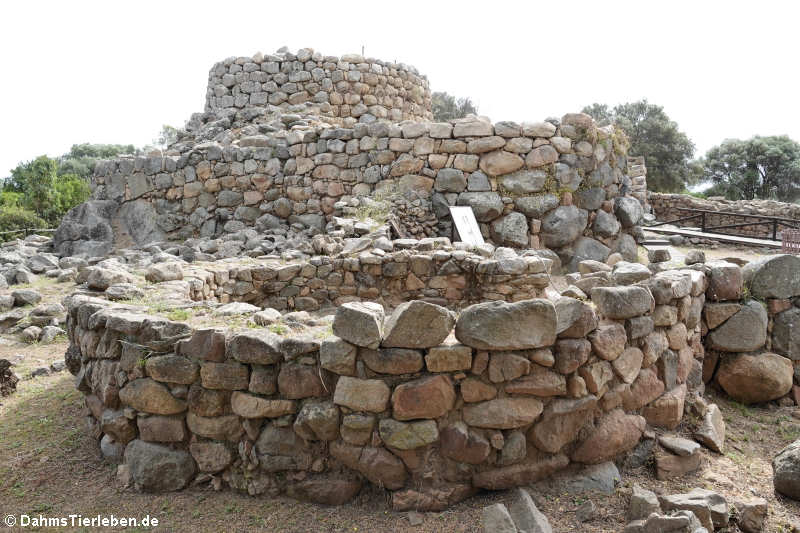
[2, 0, 798, 178]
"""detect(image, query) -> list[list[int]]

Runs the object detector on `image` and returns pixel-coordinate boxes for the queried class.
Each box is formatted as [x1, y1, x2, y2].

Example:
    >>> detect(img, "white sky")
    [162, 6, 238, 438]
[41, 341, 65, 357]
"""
[2, 0, 798, 178]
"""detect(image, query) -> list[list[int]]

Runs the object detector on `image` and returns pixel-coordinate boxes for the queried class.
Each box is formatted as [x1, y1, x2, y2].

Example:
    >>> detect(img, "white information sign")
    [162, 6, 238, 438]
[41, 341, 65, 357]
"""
[449, 206, 485, 246]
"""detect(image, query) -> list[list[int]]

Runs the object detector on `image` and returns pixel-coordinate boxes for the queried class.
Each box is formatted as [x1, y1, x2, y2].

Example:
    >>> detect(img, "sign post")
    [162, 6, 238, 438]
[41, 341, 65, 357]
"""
[448, 206, 485, 246]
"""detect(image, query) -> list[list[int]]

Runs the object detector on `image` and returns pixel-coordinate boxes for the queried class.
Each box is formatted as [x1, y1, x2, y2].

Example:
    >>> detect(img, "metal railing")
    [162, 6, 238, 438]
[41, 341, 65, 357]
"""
[648, 207, 800, 241]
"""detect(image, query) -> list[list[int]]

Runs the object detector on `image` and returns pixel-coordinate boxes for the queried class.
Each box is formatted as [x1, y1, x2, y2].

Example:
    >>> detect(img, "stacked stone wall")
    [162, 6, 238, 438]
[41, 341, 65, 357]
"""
[649, 192, 800, 239]
[73, 113, 640, 272]
[67, 263, 713, 508]
[80, 242, 552, 312]
[204, 48, 432, 123]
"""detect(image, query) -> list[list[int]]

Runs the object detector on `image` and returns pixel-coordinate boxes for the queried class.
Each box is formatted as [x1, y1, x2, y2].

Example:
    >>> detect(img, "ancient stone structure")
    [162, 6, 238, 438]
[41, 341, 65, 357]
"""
[649, 192, 800, 239]
[204, 50, 433, 123]
[32, 46, 800, 511]
[66, 263, 703, 509]
[55, 47, 643, 273]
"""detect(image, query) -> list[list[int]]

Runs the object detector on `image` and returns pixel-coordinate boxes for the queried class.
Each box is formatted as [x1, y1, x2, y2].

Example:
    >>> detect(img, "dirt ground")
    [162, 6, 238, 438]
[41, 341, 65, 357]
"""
[2, 244, 800, 532]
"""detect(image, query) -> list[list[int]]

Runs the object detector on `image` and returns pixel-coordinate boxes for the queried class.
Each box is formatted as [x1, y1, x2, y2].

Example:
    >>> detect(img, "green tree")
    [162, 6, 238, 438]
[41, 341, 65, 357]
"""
[582, 100, 695, 192]
[7, 155, 57, 218]
[53, 174, 91, 215]
[701, 136, 800, 201]
[432, 92, 478, 122]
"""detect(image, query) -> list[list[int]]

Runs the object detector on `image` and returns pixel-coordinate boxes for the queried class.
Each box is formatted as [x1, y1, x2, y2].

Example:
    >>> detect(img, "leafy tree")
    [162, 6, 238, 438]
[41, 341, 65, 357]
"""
[57, 143, 137, 178]
[7, 155, 57, 218]
[701, 136, 800, 201]
[432, 92, 478, 122]
[582, 100, 695, 192]
[4, 156, 91, 225]
[53, 174, 91, 215]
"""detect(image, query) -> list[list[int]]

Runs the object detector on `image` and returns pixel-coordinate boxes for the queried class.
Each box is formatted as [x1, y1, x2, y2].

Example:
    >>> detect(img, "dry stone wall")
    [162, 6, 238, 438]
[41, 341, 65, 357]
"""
[66, 263, 716, 508]
[205, 48, 433, 123]
[78, 240, 553, 312]
[649, 192, 800, 239]
[55, 48, 644, 272]
[68, 113, 640, 272]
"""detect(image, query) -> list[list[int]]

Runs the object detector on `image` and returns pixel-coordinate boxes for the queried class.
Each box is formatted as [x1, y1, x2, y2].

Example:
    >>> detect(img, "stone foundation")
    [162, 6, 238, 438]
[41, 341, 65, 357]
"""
[67, 259, 713, 508]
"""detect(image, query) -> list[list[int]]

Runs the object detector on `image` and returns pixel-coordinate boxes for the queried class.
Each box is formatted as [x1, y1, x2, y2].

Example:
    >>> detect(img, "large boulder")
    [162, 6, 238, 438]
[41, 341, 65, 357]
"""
[706, 300, 767, 352]
[490, 212, 530, 248]
[457, 192, 504, 222]
[541, 206, 588, 248]
[53, 200, 118, 257]
[332, 302, 385, 349]
[613, 197, 643, 228]
[124, 439, 196, 491]
[773, 439, 800, 501]
[590, 286, 655, 319]
[515, 194, 560, 219]
[381, 301, 454, 349]
[743, 254, 800, 299]
[455, 299, 557, 350]
[716, 352, 793, 404]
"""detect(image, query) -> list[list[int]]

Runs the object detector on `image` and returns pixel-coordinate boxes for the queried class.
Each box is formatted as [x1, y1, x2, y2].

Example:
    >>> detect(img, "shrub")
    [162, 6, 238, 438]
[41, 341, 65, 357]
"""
[0, 206, 48, 242]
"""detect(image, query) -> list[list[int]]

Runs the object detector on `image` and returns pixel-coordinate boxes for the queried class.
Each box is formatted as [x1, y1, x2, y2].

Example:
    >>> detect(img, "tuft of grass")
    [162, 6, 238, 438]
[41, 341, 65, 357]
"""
[269, 324, 288, 335]
[167, 309, 191, 321]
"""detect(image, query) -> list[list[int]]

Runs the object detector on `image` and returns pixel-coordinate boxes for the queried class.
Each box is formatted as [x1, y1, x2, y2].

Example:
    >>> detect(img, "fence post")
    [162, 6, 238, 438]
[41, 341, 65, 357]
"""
[701, 212, 706, 233]
[773, 219, 778, 241]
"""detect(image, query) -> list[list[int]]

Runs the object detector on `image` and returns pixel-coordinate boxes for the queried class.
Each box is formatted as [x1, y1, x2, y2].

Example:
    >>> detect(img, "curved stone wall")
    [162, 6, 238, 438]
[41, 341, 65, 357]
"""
[205, 48, 432, 123]
[66, 263, 706, 508]
[70, 113, 641, 271]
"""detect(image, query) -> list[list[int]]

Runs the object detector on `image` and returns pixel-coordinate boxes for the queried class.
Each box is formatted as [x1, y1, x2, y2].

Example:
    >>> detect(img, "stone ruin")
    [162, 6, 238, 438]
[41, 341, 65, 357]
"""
[1, 46, 798, 518]
[53, 46, 645, 271]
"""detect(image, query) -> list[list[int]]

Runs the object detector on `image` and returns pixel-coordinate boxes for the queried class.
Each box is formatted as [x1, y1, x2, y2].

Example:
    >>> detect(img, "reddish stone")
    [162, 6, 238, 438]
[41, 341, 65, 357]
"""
[460, 377, 497, 403]
[391, 375, 456, 420]
[277, 364, 326, 399]
[472, 452, 569, 489]
[642, 384, 687, 429]
[623, 368, 665, 411]
[440, 422, 491, 464]
[571, 409, 646, 464]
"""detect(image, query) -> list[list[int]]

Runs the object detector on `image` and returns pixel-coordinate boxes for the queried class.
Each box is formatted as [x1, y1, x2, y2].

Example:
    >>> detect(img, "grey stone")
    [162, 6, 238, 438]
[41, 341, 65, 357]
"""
[742, 254, 800, 299]
[457, 192, 504, 222]
[434, 168, 466, 193]
[333, 302, 385, 349]
[614, 197, 643, 228]
[612, 262, 652, 285]
[541, 206, 589, 248]
[592, 210, 621, 237]
[124, 439, 196, 491]
[658, 488, 729, 530]
[658, 436, 700, 457]
[482, 503, 517, 533]
[772, 307, 800, 360]
[574, 187, 606, 210]
[774, 439, 800, 500]
[590, 286, 655, 319]
[694, 404, 725, 453]
[706, 300, 767, 352]
[508, 487, 552, 533]
[515, 194, 560, 219]
[561, 237, 610, 273]
[382, 301, 454, 349]
[11, 289, 42, 306]
[491, 212, 530, 248]
[628, 484, 661, 521]
[499, 169, 547, 194]
[455, 299, 557, 350]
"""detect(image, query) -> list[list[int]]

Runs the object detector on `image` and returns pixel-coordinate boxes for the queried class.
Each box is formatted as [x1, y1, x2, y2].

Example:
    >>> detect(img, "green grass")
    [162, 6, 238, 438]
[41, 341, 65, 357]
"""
[166, 309, 191, 321]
